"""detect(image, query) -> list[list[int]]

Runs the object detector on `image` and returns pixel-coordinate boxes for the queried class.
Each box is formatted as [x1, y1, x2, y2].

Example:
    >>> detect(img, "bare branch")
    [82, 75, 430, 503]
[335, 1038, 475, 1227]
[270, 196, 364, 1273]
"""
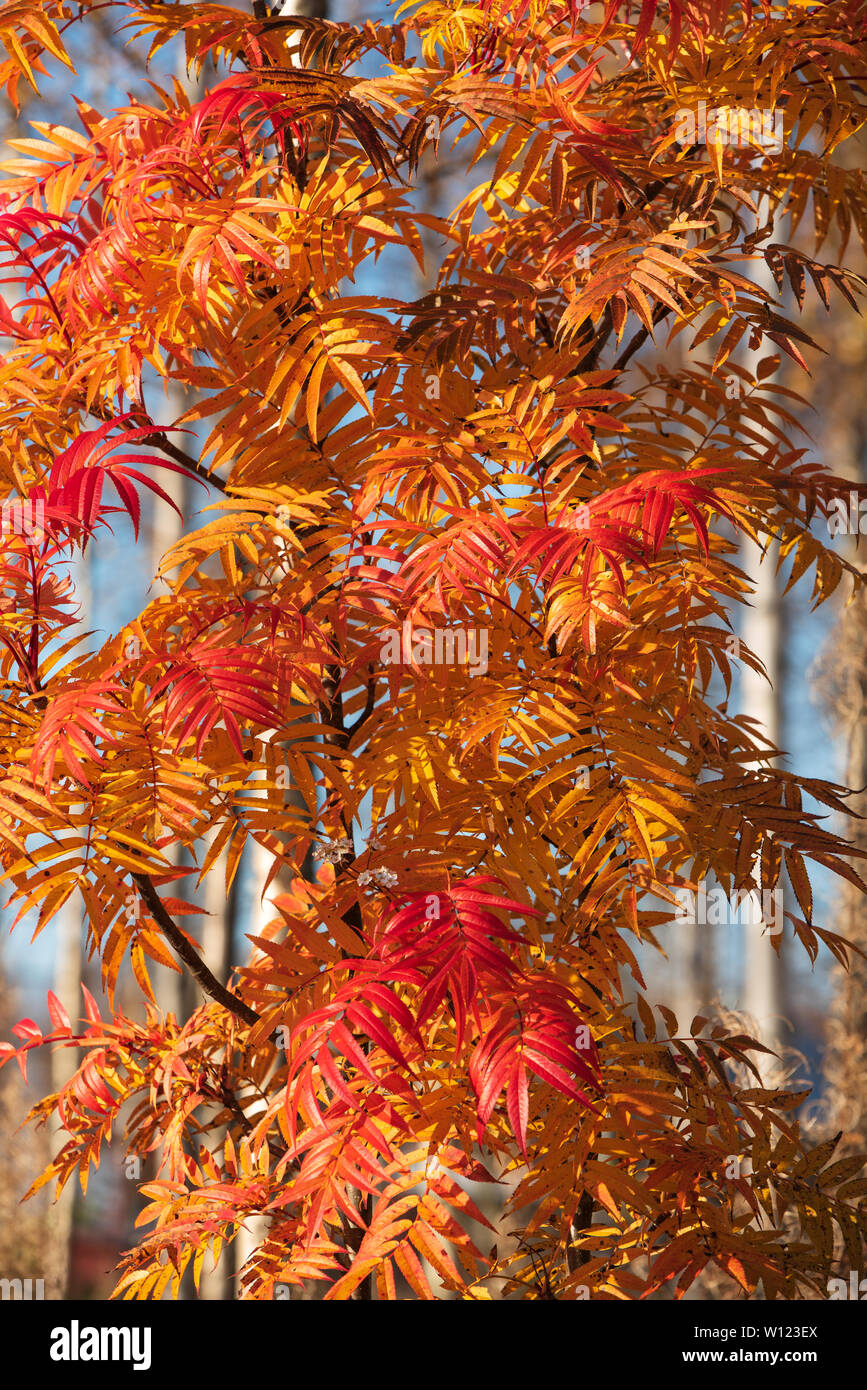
[132, 873, 260, 1027]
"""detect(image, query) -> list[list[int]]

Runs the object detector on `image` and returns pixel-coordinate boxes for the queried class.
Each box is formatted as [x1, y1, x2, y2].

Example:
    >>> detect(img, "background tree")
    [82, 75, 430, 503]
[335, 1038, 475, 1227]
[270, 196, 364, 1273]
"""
[814, 120, 867, 1204]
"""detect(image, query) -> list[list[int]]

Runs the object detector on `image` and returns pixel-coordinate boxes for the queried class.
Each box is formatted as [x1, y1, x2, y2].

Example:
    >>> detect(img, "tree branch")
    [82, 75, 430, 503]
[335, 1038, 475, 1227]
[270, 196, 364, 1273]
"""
[346, 668, 378, 738]
[131, 873, 260, 1027]
[567, 1188, 595, 1274]
[86, 401, 228, 495]
[613, 301, 673, 374]
[317, 668, 374, 1299]
[126, 410, 228, 495]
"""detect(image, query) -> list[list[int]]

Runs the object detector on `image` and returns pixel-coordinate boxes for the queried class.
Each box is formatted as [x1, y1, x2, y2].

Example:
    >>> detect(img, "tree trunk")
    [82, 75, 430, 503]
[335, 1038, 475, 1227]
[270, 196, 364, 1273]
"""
[736, 218, 786, 1077]
[739, 536, 784, 1066]
[232, 0, 331, 1303]
[819, 324, 867, 1161]
[48, 542, 90, 1296]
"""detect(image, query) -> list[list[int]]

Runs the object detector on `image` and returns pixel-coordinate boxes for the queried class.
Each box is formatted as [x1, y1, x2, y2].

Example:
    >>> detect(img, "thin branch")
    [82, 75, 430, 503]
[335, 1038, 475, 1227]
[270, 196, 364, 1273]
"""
[567, 1188, 595, 1274]
[346, 667, 377, 738]
[138, 424, 227, 496]
[613, 302, 673, 374]
[131, 873, 260, 1027]
[87, 402, 227, 495]
[214, 1082, 255, 1136]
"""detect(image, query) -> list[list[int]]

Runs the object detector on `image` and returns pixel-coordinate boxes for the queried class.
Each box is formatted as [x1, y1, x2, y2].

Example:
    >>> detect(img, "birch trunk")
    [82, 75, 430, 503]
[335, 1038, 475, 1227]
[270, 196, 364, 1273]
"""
[736, 205, 786, 1076]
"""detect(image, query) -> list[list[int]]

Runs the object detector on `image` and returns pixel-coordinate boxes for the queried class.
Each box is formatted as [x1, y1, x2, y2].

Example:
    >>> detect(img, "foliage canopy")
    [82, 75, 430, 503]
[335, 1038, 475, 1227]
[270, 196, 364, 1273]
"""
[1, 0, 867, 1299]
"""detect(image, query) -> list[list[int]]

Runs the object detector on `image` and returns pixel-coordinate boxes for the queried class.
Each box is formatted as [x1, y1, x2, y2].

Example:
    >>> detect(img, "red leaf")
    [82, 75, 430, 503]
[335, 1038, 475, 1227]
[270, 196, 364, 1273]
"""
[46, 991, 71, 1033]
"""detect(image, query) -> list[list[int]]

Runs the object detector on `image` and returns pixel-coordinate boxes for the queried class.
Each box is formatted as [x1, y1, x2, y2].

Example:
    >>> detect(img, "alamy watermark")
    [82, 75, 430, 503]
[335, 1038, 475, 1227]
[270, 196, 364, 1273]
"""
[0, 499, 45, 543]
[50, 1321, 151, 1370]
[673, 883, 784, 936]
[0, 1276, 44, 1299]
[826, 492, 867, 537]
[673, 102, 783, 156]
[827, 1273, 867, 1299]
[380, 623, 489, 677]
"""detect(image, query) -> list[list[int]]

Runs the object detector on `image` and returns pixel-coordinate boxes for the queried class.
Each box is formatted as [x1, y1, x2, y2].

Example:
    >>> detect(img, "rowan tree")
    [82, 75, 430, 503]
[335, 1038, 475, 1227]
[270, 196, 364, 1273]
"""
[1, 0, 867, 1300]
